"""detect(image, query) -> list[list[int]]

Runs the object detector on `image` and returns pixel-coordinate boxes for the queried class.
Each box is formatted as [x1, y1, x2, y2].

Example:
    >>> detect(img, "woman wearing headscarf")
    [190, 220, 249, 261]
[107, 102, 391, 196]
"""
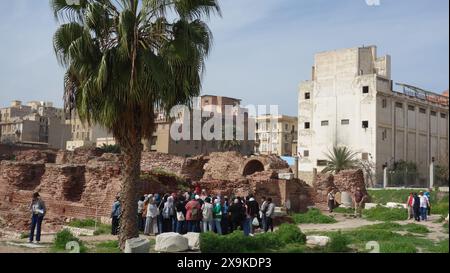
[162, 196, 175, 232]
[144, 196, 159, 235]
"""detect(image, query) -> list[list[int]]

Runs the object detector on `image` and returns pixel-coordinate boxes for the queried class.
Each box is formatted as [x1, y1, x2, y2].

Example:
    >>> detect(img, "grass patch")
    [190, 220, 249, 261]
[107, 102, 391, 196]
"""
[200, 224, 306, 253]
[93, 240, 121, 253]
[67, 218, 111, 235]
[52, 229, 87, 253]
[363, 206, 408, 221]
[20, 232, 29, 239]
[368, 190, 449, 217]
[380, 241, 417, 253]
[403, 223, 430, 234]
[443, 223, 449, 234]
[326, 231, 351, 253]
[293, 209, 337, 224]
[426, 239, 449, 253]
[332, 207, 354, 214]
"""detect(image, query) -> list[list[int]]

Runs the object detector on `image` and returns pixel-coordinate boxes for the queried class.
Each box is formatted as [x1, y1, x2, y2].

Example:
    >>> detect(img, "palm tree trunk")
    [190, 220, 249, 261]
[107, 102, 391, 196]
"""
[118, 135, 143, 250]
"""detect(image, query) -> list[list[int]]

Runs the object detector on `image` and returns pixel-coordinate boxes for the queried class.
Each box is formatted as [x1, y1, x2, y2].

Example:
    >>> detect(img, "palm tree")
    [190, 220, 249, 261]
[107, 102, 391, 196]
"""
[51, 0, 221, 249]
[322, 146, 359, 174]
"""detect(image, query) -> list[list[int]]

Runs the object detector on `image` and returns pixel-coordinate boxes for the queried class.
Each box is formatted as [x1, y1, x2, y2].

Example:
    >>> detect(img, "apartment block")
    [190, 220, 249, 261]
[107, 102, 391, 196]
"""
[0, 101, 70, 149]
[298, 46, 449, 186]
[255, 115, 298, 156]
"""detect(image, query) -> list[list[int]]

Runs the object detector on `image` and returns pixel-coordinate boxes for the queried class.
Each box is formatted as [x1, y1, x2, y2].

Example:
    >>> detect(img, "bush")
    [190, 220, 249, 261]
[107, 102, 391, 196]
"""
[52, 229, 87, 253]
[363, 206, 408, 221]
[332, 207, 354, 214]
[327, 231, 351, 253]
[275, 224, 306, 245]
[293, 209, 337, 224]
[200, 224, 306, 253]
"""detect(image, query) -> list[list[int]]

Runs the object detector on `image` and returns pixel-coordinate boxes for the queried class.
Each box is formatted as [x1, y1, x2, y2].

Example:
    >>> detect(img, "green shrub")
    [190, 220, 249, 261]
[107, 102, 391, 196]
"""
[52, 229, 87, 253]
[293, 209, 337, 224]
[403, 223, 429, 234]
[361, 222, 403, 231]
[200, 225, 306, 253]
[443, 223, 449, 234]
[363, 206, 408, 221]
[327, 231, 351, 253]
[275, 224, 306, 245]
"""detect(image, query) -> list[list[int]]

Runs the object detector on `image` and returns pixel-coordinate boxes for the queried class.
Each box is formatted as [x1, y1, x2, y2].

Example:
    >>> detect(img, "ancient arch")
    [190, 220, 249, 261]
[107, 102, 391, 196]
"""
[242, 160, 265, 176]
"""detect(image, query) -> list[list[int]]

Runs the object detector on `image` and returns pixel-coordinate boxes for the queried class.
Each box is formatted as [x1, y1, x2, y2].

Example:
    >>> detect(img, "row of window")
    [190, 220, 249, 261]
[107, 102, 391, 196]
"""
[382, 99, 447, 118]
[303, 120, 369, 129]
[304, 86, 371, 100]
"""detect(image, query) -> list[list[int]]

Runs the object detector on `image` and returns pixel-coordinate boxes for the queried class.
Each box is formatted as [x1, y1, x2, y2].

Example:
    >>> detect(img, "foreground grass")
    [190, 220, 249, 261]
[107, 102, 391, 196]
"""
[93, 240, 121, 253]
[51, 229, 88, 253]
[362, 206, 408, 221]
[68, 218, 112, 235]
[200, 224, 307, 253]
[318, 222, 445, 253]
[292, 209, 337, 224]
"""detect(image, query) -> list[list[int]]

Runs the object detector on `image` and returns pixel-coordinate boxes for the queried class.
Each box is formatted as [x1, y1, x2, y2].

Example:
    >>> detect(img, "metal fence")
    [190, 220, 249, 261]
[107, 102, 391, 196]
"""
[387, 170, 428, 188]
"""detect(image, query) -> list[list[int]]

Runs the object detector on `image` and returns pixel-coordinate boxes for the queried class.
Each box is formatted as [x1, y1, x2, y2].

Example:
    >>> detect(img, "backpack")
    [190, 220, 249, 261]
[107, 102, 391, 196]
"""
[191, 207, 199, 219]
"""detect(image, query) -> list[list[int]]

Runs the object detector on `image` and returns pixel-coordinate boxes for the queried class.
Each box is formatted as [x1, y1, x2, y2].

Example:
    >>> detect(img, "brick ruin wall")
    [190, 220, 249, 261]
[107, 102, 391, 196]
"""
[313, 169, 368, 209]
[0, 148, 314, 232]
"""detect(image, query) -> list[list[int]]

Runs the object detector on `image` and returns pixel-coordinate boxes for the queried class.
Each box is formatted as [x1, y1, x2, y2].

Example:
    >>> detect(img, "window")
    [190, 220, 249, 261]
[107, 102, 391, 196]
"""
[305, 92, 311, 100]
[341, 119, 350, 125]
[431, 111, 437, 116]
[441, 113, 447, 119]
[304, 122, 310, 129]
[256, 123, 259, 130]
[321, 120, 329, 126]
[419, 108, 426, 114]
[382, 99, 387, 108]
[362, 121, 369, 129]
[362, 86, 369, 94]
[382, 129, 387, 141]
[285, 124, 289, 130]
[317, 160, 327, 166]
[304, 150, 310, 157]
[285, 135, 288, 141]
[395, 102, 403, 108]
[408, 105, 415, 111]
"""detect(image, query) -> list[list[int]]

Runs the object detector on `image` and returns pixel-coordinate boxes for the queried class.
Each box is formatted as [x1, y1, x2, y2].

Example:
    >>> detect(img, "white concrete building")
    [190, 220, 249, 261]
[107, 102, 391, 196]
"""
[298, 46, 449, 187]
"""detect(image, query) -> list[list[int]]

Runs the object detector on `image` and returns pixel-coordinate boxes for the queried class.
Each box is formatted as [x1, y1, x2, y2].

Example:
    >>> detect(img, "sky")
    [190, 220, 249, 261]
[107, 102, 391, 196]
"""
[0, 0, 448, 116]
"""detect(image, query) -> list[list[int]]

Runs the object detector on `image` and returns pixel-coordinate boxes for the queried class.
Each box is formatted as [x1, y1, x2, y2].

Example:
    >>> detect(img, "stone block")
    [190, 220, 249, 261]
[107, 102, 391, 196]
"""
[155, 232, 189, 253]
[124, 237, 150, 253]
[306, 236, 330, 247]
[183, 232, 200, 251]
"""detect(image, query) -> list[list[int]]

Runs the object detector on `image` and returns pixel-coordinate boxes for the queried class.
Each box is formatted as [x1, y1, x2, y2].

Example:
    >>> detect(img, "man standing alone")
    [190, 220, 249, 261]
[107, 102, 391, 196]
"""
[111, 196, 121, 235]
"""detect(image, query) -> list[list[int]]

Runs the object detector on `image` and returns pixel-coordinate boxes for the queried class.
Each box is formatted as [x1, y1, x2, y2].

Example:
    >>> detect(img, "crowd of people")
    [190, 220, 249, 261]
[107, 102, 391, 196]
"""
[134, 188, 277, 236]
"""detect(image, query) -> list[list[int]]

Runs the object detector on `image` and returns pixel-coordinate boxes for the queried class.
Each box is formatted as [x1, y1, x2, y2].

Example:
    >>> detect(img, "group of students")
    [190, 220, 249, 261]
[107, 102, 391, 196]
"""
[406, 190, 432, 222]
[136, 189, 277, 236]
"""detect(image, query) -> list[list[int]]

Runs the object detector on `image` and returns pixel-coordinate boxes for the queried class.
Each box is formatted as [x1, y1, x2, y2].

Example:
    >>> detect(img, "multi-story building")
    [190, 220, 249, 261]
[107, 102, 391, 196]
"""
[146, 95, 255, 156]
[0, 101, 70, 149]
[66, 111, 112, 151]
[298, 46, 449, 187]
[255, 115, 298, 156]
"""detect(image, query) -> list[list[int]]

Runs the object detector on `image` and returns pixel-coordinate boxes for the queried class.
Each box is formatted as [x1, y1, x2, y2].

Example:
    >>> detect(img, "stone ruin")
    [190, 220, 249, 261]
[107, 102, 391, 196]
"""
[312, 169, 368, 210]
[0, 148, 315, 232]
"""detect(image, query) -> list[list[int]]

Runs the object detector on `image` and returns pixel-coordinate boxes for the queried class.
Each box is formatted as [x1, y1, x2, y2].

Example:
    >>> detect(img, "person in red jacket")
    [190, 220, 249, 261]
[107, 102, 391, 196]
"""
[406, 192, 414, 220]
[185, 196, 201, 232]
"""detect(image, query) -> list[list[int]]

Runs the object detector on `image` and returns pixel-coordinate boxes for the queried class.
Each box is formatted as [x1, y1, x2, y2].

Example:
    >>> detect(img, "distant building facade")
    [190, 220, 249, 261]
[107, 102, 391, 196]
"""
[145, 95, 255, 156]
[298, 46, 449, 186]
[0, 101, 70, 149]
[255, 115, 298, 156]
[66, 111, 112, 151]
